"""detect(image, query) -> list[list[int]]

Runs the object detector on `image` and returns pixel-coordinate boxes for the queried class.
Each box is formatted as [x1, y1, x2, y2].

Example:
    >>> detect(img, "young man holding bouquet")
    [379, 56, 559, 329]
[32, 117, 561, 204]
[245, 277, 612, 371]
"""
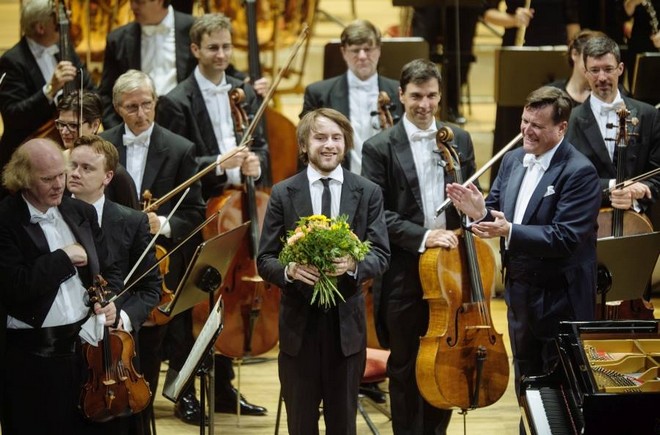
[257, 108, 391, 435]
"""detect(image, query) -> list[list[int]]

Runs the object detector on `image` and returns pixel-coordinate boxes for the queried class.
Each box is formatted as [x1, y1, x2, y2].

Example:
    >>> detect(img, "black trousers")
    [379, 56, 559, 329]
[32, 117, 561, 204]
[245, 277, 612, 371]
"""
[279, 307, 365, 435]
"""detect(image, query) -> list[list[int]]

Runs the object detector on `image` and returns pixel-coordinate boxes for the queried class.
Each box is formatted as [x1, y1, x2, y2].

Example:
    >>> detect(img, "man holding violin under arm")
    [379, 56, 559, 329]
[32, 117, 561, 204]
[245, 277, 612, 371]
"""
[156, 13, 269, 418]
[100, 69, 207, 430]
[67, 134, 162, 434]
[0, 138, 122, 434]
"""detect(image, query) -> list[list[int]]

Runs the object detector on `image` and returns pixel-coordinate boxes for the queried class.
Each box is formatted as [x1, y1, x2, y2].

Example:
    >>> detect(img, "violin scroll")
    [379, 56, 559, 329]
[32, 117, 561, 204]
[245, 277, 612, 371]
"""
[375, 91, 396, 130]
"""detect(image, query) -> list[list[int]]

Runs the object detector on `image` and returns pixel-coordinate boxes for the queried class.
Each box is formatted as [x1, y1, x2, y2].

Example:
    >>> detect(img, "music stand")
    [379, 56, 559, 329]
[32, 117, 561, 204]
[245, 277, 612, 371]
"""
[596, 232, 660, 319]
[161, 222, 250, 435]
[632, 52, 660, 106]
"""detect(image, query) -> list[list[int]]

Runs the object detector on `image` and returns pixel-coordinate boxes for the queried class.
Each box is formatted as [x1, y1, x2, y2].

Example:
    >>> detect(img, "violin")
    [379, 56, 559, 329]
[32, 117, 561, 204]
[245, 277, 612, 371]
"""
[80, 275, 151, 422]
[595, 106, 655, 320]
[416, 127, 509, 410]
[140, 190, 176, 326]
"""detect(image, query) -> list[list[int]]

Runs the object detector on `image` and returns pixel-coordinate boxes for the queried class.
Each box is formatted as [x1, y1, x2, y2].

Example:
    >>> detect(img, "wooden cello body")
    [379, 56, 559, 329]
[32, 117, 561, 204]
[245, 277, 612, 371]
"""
[416, 128, 509, 410]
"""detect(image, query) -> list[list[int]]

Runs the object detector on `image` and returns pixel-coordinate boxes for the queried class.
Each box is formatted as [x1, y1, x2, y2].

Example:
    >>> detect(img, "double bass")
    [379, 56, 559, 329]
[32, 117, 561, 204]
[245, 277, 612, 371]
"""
[416, 127, 509, 410]
[595, 106, 655, 320]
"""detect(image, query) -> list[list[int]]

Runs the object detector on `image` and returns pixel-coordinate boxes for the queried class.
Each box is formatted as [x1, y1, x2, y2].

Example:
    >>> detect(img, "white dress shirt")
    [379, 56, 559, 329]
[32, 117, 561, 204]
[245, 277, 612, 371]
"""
[194, 67, 243, 186]
[513, 143, 560, 226]
[307, 165, 343, 218]
[26, 37, 59, 102]
[7, 199, 88, 328]
[347, 70, 380, 175]
[589, 90, 625, 163]
[141, 6, 177, 96]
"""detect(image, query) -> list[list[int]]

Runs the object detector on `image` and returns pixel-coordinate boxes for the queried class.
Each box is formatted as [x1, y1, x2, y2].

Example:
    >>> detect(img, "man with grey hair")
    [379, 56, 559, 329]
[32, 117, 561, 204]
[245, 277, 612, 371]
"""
[100, 69, 206, 429]
[0, 138, 122, 434]
[0, 0, 94, 190]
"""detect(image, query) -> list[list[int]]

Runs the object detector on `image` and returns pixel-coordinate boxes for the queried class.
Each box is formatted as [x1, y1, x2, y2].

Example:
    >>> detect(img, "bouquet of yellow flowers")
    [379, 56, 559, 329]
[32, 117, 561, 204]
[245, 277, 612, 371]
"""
[279, 215, 371, 308]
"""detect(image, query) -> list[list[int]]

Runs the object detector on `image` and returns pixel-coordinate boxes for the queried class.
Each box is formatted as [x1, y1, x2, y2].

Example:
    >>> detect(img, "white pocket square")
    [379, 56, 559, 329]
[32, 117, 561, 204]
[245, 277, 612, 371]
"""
[544, 186, 555, 197]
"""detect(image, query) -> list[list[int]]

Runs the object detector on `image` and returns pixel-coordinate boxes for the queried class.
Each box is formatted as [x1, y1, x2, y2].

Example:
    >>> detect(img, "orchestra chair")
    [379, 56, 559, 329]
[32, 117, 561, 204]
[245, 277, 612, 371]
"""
[357, 347, 391, 435]
[273, 347, 392, 435]
[322, 37, 428, 80]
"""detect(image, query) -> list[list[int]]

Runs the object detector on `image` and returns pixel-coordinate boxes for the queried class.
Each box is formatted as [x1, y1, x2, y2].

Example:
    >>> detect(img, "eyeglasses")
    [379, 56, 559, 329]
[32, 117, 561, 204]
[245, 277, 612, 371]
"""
[346, 46, 378, 57]
[55, 120, 79, 131]
[121, 101, 154, 114]
[586, 66, 619, 76]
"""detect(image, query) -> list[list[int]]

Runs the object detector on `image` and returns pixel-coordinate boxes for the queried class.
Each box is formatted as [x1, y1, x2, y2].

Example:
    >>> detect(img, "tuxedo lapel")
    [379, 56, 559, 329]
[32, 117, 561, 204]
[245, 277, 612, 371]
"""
[503, 155, 526, 221]
[334, 75, 350, 119]
[392, 123, 424, 214]
[127, 24, 141, 69]
[188, 78, 219, 155]
[174, 13, 190, 81]
[521, 142, 568, 224]
[19, 38, 47, 87]
[576, 99, 615, 177]
[59, 198, 99, 282]
[339, 171, 362, 227]
[142, 125, 168, 192]
[287, 172, 313, 221]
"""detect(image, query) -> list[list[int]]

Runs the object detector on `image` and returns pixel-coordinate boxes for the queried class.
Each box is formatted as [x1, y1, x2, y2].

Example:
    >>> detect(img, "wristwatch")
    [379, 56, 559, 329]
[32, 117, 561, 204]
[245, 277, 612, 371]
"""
[44, 82, 53, 98]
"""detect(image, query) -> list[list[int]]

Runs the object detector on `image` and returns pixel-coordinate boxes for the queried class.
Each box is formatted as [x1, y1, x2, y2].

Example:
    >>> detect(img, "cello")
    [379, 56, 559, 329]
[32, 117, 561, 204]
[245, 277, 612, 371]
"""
[80, 275, 151, 422]
[595, 106, 655, 320]
[416, 127, 509, 410]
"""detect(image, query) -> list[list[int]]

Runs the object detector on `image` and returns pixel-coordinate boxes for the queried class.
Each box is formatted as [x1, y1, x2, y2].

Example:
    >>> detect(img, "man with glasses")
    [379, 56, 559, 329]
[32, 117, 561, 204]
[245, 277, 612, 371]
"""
[100, 69, 206, 431]
[567, 35, 660, 216]
[0, 0, 94, 195]
[99, 0, 195, 128]
[156, 12, 269, 417]
[56, 91, 139, 209]
[300, 20, 402, 176]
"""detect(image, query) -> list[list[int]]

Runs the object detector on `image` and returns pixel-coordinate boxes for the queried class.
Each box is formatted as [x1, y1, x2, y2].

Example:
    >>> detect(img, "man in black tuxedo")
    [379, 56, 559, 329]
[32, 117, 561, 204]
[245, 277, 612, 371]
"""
[99, 0, 195, 128]
[300, 20, 402, 175]
[257, 108, 390, 435]
[66, 134, 161, 434]
[0, 0, 94, 189]
[100, 69, 206, 429]
[0, 138, 122, 434]
[156, 13, 269, 417]
[446, 86, 601, 413]
[567, 35, 660, 219]
[361, 58, 477, 435]
[157, 13, 269, 201]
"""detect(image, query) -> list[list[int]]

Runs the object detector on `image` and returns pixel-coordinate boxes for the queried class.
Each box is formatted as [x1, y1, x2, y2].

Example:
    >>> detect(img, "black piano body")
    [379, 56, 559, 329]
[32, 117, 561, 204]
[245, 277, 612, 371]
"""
[521, 320, 660, 435]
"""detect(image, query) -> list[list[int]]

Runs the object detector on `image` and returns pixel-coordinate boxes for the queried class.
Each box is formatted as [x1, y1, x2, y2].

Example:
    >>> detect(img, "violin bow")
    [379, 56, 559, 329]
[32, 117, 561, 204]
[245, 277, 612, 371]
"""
[122, 188, 190, 286]
[604, 167, 660, 194]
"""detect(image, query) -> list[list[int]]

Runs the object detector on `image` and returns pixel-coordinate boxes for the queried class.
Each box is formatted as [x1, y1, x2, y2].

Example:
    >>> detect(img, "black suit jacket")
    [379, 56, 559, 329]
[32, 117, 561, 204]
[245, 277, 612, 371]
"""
[99, 11, 196, 127]
[99, 123, 206, 287]
[257, 169, 390, 357]
[488, 140, 601, 319]
[0, 195, 123, 382]
[102, 199, 161, 330]
[361, 120, 477, 347]
[0, 37, 95, 175]
[156, 73, 271, 199]
[567, 95, 660, 210]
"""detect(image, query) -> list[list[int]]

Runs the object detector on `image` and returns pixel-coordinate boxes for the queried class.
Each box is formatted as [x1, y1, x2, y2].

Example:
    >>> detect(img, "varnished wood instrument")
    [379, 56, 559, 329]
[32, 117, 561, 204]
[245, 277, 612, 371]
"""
[514, 0, 532, 46]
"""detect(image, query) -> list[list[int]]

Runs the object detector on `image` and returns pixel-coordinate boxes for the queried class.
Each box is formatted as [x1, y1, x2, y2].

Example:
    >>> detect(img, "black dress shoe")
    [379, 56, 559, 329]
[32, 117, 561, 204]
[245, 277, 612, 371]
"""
[215, 387, 268, 415]
[174, 392, 208, 425]
[360, 382, 387, 404]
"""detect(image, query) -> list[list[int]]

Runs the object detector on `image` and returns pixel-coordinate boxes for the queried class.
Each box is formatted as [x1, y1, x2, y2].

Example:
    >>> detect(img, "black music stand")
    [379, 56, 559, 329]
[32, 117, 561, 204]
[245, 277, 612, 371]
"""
[491, 46, 570, 186]
[596, 232, 660, 319]
[322, 37, 429, 80]
[631, 52, 660, 107]
[160, 222, 250, 435]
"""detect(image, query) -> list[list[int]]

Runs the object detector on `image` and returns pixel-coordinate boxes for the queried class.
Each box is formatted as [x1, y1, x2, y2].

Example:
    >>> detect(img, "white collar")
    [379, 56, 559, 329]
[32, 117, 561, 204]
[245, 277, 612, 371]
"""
[402, 114, 436, 140]
[307, 165, 344, 186]
[590, 90, 624, 114]
[124, 122, 155, 143]
[194, 66, 229, 92]
[525, 140, 562, 171]
[346, 70, 378, 90]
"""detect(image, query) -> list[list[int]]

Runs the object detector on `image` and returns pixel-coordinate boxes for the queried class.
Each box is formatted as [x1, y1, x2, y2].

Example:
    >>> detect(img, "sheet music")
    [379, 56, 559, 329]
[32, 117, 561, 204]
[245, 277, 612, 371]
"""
[163, 296, 223, 402]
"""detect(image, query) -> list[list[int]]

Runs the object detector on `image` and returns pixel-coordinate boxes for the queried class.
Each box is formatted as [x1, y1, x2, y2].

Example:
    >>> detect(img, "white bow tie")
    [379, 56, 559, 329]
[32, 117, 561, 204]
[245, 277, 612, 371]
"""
[123, 133, 150, 148]
[34, 44, 59, 59]
[142, 23, 169, 37]
[411, 129, 437, 142]
[522, 153, 547, 170]
[30, 208, 56, 225]
[600, 102, 623, 116]
[207, 83, 232, 96]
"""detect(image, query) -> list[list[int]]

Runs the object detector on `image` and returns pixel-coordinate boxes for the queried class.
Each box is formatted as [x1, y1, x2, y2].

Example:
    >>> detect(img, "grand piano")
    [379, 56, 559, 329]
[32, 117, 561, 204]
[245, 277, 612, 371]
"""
[520, 321, 660, 435]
